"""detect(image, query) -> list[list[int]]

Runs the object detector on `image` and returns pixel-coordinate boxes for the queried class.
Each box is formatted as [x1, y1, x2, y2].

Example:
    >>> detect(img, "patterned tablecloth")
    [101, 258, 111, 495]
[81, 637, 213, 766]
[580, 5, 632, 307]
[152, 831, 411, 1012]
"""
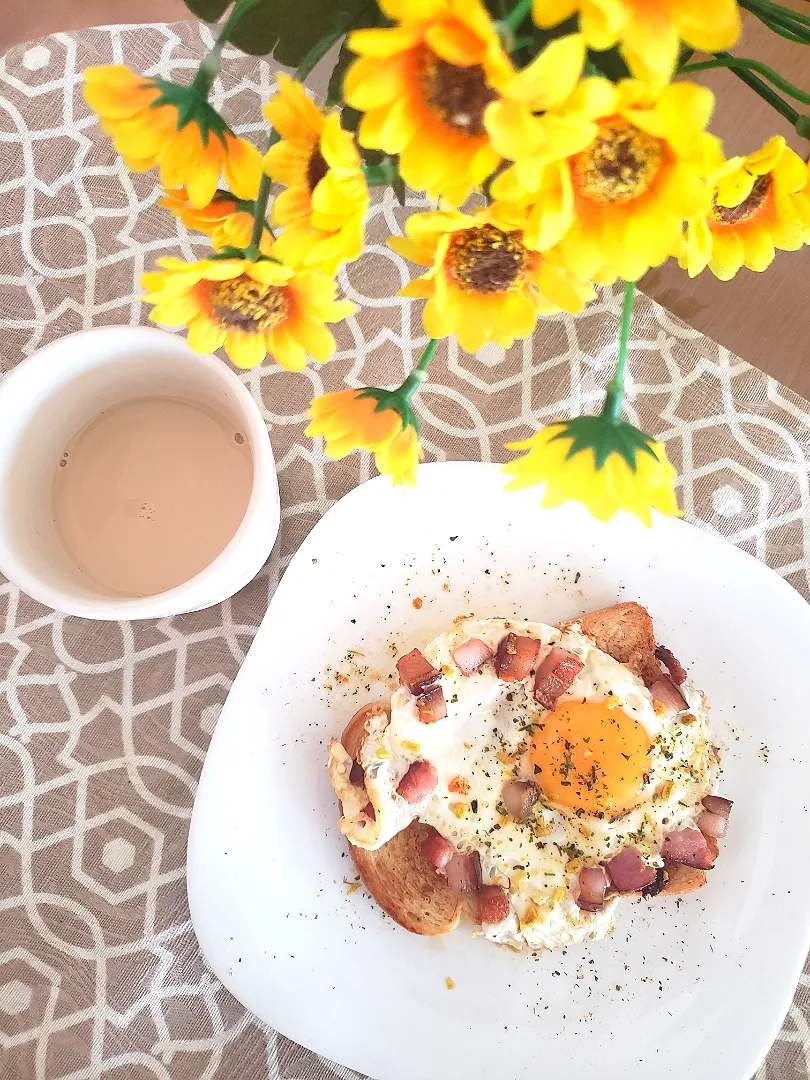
[1, 20, 810, 1080]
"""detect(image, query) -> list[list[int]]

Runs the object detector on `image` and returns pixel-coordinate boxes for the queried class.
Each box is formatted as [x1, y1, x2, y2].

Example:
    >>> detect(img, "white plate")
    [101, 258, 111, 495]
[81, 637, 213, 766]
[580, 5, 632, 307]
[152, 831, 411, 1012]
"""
[188, 461, 810, 1080]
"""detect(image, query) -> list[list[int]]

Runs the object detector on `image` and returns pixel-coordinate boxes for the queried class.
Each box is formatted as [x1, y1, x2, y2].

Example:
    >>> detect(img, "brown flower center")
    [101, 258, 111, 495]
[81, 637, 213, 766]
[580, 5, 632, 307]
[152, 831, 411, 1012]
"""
[307, 147, 329, 193]
[573, 118, 663, 205]
[446, 223, 528, 294]
[209, 276, 290, 334]
[422, 55, 497, 137]
[709, 173, 772, 225]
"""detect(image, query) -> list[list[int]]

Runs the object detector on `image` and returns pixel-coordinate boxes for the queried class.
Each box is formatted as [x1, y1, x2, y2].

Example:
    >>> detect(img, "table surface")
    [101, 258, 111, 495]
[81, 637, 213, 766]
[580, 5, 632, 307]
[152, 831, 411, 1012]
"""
[1, 19, 810, 1080]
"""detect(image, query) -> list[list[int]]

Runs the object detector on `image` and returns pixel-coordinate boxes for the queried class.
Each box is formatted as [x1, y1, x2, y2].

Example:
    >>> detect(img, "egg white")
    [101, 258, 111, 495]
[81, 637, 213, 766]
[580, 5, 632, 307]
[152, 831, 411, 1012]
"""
[335, 616, 717, 951]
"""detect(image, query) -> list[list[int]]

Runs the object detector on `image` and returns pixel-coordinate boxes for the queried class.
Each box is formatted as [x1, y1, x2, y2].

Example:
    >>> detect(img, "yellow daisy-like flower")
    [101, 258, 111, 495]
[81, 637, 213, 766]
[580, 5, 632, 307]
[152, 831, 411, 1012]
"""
[160, 188, 261, 250]
[533, 0, 741, 87]
[390, 206, 595, 354]
[142, 255, 356, 370]
[83, 65, 262, 208]
[680, 136, 809, 280]
[263, 74, 369, 275]
[504, 419, 681, 526]
[306, 389, 423, 485]
[343, 0, 516, 206]
[485, 47, 603, 190]
[493, 79, 718, 283]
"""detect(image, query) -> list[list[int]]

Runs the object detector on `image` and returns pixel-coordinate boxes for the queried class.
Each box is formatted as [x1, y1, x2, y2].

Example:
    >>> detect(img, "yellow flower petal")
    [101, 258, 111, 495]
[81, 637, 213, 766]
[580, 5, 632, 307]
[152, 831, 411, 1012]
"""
[223, 134, 263, 200]
[226, 330, 267, 369]
[186, 314, 226, 354]
[503, 34, 585, 109]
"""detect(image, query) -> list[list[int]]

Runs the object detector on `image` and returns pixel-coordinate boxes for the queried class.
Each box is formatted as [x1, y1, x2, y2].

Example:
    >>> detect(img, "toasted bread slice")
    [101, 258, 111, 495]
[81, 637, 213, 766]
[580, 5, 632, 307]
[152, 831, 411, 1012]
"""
[343, 602, 705, 935]
[350, 821, 463, 934]
[574, 601, 661, 687]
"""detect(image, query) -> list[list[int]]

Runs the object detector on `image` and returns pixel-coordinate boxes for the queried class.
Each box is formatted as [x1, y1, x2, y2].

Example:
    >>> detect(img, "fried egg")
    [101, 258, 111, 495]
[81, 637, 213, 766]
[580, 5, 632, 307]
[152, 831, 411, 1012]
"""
[332, 617, 717, 951]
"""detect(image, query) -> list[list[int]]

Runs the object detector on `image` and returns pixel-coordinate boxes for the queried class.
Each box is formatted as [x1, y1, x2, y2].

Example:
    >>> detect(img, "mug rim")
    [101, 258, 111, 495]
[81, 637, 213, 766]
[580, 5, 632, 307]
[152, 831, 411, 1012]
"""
[0, 325, 279, 620]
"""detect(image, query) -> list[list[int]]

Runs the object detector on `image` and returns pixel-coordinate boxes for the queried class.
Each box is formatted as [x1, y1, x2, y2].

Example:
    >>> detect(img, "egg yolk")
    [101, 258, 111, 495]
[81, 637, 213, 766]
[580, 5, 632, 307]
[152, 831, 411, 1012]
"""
[530, 699, 651, 816]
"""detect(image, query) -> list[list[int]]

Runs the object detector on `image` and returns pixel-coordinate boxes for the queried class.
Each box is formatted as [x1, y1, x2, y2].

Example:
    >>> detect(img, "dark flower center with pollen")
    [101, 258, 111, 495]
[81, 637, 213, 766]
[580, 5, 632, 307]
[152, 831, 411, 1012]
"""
[307, 148, 329, 193]
[209, 276, 290, 333]
[709, 173, 772, 225]
[446, 223, 528, 294]
[573, 118, 663, 205]
[422, 55, 497, 137]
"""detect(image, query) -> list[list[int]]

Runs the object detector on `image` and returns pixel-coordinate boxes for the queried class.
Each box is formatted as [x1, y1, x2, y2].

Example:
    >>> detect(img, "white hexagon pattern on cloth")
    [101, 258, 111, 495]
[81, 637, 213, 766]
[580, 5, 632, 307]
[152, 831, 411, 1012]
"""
[1, 19, 810, 1080]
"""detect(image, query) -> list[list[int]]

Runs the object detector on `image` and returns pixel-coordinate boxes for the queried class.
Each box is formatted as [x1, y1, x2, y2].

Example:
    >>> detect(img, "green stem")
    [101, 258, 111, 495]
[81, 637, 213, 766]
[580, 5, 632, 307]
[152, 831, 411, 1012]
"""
[399, 339, 438, 402]
[415, 338, 438, 373]
[743, 0, 810, 28]
[245, 129, 279, 258]
[601, 282, 636, 425]
[740, 0, 810, 36]
[502, 0, 533, 32]
[717, 50, 801, 125]
[679, 54, 810, 105]
[741, 1, 810, 41]
[193, 0, 260, 92]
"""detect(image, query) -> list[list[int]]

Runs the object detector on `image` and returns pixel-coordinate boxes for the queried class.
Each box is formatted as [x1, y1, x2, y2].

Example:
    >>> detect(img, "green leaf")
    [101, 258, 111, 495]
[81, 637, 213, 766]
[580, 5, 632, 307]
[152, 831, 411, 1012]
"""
[392, 171, 406, 206]
[586, 46, 630, 81]
[678, 43, 695, 66]
[326, 39, 355, 105]
[226, 0, 375, 61]
[182, 0, 231, 20]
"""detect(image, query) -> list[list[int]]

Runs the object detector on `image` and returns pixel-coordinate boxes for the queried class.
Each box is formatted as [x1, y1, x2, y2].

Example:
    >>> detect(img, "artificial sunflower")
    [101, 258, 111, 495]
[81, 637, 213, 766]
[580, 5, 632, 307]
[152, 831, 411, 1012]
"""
[84, 64, 262, 208]
[141, 255, 356, 370]
[532, 0, 741, 87]
[306, 388, 423, 485]
[161, 188, 261, 250]
[493, 79, 718, 283]
[343, 0, 515, 205]
[503, 418, 681, 526]
[389, 206, 595, 354]
[679, 135, 810, 280]
[263, 74, 369, 275]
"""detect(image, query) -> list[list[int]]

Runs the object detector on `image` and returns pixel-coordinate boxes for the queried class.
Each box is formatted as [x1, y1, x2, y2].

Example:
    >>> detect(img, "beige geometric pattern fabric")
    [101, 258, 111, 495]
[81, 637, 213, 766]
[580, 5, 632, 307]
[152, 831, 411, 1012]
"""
[1, 20, 809, 1080]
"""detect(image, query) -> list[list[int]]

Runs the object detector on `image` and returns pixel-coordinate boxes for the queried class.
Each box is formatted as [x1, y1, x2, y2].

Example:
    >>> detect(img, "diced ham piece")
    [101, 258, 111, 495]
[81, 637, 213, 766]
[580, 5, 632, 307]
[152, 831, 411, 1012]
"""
[660, 826, 716, 869]
[698, 810, 729, 839]
[702, 794, 733, 817]
[421, 828, 455, 870]
[534, 646, 584, 710]
[650, 676, 687, 716]
[396, 648, 441, 697]
[416, 686, 447, 724]
[655, 645, 687, 685]
[452, 637, 495, 676]
[576, 866, 609, 911]
[396, 760, 438, 803]
[604, 846, 657, 893]
[478, 885, 510, 924]
[445, 851, 482, 893]
[495, 633, 540, 682]
[501, 779, 539, 821]
[698, 794, 733, 838]
[349, 760, 365, 787]
[362, 802, 376, 821]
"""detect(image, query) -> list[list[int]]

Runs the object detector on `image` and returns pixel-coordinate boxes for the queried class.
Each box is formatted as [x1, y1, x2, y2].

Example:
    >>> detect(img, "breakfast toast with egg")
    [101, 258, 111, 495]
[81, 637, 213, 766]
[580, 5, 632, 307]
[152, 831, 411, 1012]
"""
[338, 602, 712, 936]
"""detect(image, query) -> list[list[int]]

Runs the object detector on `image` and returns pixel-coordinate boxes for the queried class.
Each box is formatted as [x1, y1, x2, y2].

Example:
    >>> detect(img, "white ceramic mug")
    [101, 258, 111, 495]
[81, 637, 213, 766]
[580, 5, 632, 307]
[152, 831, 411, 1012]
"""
[0, 326, 279, 620]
